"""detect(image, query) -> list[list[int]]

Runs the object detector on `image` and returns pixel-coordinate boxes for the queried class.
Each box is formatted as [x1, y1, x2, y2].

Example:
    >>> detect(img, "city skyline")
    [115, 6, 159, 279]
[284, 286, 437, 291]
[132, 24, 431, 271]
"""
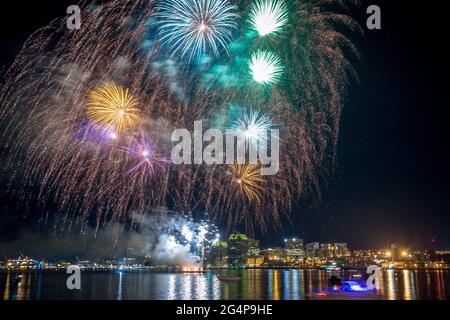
[1, 224, 448, 261]
[2, 233, 449, 268]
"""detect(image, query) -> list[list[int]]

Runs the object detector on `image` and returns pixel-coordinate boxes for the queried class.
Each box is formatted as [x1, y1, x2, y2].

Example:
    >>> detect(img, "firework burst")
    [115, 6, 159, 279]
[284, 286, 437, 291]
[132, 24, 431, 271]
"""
[121, 135, 170, 177]
[249, 50, 284, 85]
[154, 0, 239, 62]
[248, 0, 289, 37]
[230, 164, 265, 203]
[86, 84, 140, 134]
[234, 109, 273, 149]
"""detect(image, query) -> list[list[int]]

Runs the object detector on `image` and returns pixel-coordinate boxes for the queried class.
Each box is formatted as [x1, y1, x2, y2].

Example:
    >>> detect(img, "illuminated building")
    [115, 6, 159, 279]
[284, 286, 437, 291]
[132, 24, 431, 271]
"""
[208, 241, 229, 268]
[246, 256, 265, 267]
[261, 248, 283, 266]
[284, 238, 304, 263]
[390, 243, 402, 260]
[226, 233, 261, 268]
[305, 242, 320, 258]
[228, 233, 250, 268]
[247, 238, 261, 256]
[334, 243, 350, 257]
[285, 238, 304, 250]
[246, 238, 263, 267]
[320, 243, 335, 258]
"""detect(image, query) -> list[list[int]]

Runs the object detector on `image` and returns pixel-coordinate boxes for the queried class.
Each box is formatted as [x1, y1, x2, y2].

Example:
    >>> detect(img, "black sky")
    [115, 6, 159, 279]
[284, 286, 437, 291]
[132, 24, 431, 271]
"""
[0, 0, 449, 253]
[322, 0, 450, 249]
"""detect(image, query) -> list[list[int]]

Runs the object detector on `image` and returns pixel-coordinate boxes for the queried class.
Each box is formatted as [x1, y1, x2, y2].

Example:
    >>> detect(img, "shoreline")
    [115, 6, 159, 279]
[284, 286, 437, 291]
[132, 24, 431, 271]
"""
[1, 267, 449, 274]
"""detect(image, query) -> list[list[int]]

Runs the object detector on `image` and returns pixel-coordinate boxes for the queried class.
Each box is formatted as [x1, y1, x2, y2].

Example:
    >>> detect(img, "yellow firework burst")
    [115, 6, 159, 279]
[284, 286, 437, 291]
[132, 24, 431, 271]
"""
[86, 84, 140, 133]
[231, 164, 265, 203]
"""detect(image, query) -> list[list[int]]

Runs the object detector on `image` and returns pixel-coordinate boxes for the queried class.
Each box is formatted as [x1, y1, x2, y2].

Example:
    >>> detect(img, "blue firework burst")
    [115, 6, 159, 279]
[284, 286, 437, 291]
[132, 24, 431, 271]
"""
[154, 0, 239, 62]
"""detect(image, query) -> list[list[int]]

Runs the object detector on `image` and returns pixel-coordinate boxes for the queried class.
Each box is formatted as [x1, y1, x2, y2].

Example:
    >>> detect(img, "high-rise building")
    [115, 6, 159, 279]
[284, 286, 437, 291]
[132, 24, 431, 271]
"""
[390, 243, 401, 259]
[246, 238, 263, 267]
[247, 238, 261, 257]
[228, 233, 250, 267]
[208, 242, 229, 268]
[262, 248, 283, 262]
[305, 242, 320, 258]
[334, 243, 350, 257]
[284, 238, 304, 261]
[285, 238, 304, 250]
[320, 243, 335, 258]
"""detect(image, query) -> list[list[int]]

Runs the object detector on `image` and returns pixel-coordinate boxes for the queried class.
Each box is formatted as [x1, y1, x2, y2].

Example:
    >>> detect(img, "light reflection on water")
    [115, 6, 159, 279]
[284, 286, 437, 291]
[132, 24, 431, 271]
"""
[117, 272, 123, 300]
[1, 269, 449, 300]
[403, 270, 412, 300]
[387, 270, 396, 300]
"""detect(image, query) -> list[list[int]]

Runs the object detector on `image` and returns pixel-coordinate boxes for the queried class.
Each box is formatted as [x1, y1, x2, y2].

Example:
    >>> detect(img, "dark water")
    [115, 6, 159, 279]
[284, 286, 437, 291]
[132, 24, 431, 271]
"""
[1, 269, 449, 300]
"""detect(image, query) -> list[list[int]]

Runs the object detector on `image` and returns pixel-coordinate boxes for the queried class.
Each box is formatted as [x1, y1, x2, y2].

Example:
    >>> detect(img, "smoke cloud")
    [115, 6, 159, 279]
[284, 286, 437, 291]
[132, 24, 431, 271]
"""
[0, 207, 216, 267]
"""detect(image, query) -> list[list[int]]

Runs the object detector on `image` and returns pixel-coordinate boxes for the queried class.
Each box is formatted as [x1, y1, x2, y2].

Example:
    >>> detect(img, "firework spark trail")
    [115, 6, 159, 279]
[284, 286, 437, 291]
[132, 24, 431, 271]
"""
[0, 0, 361, 235]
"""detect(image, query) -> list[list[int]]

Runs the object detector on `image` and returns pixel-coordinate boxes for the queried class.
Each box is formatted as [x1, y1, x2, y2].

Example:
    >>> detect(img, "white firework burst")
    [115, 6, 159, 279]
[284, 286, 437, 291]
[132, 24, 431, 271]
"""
[234, 109, 273, 149]
[248, 0, 289, 36]
[154, 0, 239, 62]
[249, 50, 284, 85]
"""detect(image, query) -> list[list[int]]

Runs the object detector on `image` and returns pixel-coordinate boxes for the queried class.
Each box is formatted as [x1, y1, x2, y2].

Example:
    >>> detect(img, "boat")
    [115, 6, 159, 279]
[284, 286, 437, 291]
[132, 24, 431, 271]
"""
[321, 264, 341, 271]
[310, 281, 380, 300]
[217, 275, 241, 281]
[310, 290, 381, 300]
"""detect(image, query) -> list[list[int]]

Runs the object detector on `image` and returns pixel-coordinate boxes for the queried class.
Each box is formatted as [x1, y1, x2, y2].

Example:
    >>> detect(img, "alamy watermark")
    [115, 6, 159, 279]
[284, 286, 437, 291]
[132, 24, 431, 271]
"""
[67, 5, 81, 30]
[366, 265, 381, 290]
[367, 5, 381, 30]
[66, 265, 81, 290]
[171, 120, 280, 176]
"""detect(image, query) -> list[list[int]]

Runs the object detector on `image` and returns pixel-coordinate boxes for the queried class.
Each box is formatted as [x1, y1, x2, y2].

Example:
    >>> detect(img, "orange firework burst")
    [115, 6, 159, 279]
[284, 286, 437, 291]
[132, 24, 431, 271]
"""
[86, 84, 140, 133]
[231, 164, 265, 203]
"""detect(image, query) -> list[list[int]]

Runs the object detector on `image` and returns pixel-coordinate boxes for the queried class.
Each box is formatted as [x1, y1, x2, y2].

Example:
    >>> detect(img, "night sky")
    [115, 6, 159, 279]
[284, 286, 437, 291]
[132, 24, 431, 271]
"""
[0, 0, 449, 254]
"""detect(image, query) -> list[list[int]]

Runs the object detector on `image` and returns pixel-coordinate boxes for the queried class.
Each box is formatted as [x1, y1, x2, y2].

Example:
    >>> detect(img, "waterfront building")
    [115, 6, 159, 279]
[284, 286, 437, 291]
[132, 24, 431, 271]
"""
[320, 243, 335, 259]
[284, 238, 304, 263]
[208, 241, 229, 268]
[247, 238, 261, 256]
[285, 238, 304, 250]
[390, 243, 403, 260]
[227, 233, 261, 268]
[334, 243, 350, 257]
[261, 247, 284, 266]
[228, 233, 250, 268]
[246, 256, 265, 267]
[305, 242, 320, 258]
